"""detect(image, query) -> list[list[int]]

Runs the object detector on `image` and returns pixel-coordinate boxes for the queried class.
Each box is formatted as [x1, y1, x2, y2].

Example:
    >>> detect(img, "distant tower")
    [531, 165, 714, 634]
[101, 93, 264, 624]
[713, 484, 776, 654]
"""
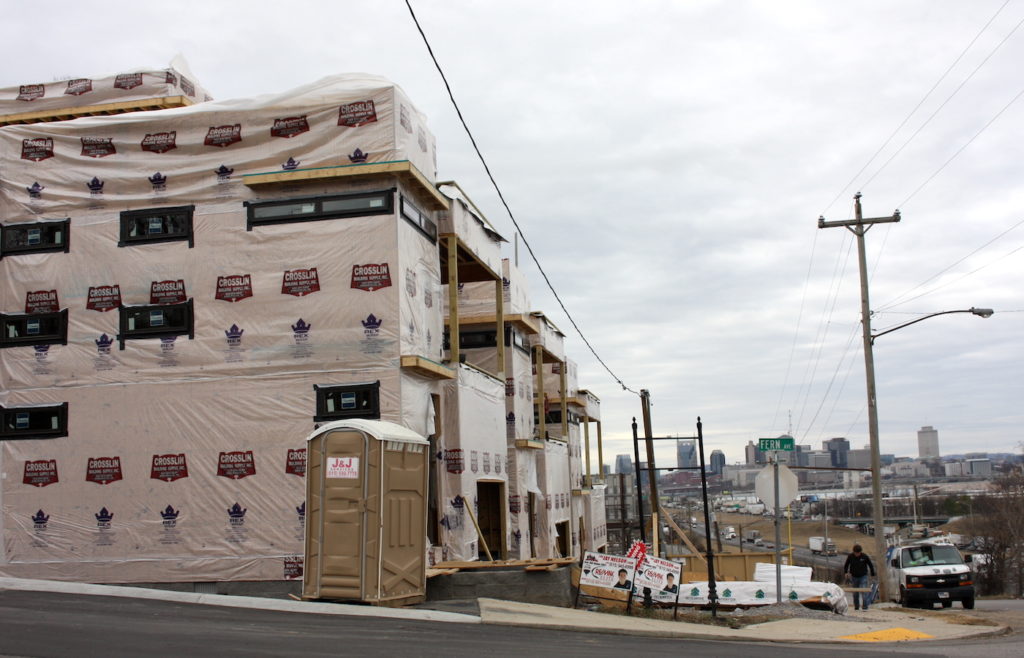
[823, 437, 850, 468]
[745, 440, 763, 465]
[709, 449, 726, 475]
[676, 439, 697, 468]
[614, 454, 633, 474]
[917, 426, 940, 460]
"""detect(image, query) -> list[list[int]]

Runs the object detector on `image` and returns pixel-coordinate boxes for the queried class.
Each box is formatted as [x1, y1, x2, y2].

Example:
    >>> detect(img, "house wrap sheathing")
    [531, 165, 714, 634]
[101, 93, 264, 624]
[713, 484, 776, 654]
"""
[0, 64, 604, 585]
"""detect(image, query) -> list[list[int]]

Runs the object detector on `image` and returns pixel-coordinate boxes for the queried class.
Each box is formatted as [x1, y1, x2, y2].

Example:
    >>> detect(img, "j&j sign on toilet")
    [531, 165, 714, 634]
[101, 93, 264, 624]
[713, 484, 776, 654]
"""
[326, 457, 359, 479]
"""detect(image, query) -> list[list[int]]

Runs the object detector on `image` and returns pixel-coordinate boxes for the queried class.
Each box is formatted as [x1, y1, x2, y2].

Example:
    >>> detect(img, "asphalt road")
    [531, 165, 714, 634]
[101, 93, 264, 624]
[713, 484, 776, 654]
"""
[0, 590, 935, 658]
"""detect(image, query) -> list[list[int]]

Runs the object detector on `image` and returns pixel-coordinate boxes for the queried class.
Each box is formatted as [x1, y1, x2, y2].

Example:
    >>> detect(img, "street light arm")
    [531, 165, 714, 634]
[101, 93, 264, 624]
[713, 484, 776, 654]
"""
[871, 308, 994, 343]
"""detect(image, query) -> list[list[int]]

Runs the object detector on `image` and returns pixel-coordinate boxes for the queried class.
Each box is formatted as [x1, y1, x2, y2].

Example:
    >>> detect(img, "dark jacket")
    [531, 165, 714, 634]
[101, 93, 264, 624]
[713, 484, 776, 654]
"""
[844, 552, 875, 577]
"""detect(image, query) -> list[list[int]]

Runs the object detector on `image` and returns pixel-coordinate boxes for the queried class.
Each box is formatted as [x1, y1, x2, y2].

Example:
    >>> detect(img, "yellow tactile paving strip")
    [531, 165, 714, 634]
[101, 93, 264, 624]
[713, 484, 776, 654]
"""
[839, 627, 935, 642]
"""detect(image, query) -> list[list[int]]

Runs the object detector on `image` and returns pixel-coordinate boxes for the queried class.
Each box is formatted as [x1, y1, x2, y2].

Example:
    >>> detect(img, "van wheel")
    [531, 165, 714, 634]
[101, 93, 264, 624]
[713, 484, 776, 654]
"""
[898, 586, 908, 607]
[963, 598, 974, 610]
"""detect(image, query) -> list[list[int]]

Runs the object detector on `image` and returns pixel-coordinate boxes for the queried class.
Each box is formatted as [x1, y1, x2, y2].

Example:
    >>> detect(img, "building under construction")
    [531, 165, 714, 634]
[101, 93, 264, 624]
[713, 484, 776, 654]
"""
[0, 60, 607, 587]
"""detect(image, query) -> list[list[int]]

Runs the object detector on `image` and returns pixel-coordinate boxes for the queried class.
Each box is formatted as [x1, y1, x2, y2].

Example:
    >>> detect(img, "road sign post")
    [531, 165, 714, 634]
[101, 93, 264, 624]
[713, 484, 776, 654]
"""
[757, 438, 796, 603]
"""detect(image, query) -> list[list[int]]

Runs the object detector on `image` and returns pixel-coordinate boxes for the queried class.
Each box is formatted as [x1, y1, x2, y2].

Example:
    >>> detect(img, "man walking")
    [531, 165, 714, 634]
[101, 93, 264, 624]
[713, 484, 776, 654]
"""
[844, 544, 876, 610]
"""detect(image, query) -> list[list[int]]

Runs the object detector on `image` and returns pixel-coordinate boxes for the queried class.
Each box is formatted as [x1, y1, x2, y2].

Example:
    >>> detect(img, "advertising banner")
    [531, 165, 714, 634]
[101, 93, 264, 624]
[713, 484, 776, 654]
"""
[634, 555, 683, 602]
[580, 551, 637, 591]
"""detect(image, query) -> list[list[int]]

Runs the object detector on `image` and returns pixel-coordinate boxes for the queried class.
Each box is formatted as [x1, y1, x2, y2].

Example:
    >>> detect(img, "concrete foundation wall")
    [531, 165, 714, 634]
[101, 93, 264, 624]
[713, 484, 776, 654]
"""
[426, 567, 572, 607]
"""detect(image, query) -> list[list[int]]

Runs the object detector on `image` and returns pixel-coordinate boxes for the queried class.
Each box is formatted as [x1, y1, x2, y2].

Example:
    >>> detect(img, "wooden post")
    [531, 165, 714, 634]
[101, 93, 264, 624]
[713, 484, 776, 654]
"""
[583, 420, 592, 488]
[495, 276, 505, 378]
[534, 345, 545, 440]
[596, 420, 604, 484]
[559, 363, 568, 439]
[446, 237, 460, 366]
[464, 497, 494, 562]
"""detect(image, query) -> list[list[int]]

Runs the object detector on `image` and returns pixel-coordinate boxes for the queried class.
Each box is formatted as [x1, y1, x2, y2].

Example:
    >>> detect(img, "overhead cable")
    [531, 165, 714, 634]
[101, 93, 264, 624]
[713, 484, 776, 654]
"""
[404, 0, 638, 395]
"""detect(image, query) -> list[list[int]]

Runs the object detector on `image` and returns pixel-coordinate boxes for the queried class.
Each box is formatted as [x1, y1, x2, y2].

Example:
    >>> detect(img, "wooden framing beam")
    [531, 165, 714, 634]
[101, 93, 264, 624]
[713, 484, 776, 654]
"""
[242, 160, 449, 210]
[0, 96, 194, 127]
[399, 355, 455, 380]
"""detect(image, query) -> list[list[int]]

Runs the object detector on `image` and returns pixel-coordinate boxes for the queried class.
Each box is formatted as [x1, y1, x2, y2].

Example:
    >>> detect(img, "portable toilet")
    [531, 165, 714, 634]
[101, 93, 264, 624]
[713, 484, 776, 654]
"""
[303, 419, 429, 605]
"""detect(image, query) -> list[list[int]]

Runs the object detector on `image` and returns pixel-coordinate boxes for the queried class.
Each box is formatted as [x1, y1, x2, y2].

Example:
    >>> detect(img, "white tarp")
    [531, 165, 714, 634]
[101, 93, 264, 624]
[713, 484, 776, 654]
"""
[753, 562, 813, 583]
[1, 73, 436, 219]
[679, 580, 849, 614]
[0, 56, 212, 117]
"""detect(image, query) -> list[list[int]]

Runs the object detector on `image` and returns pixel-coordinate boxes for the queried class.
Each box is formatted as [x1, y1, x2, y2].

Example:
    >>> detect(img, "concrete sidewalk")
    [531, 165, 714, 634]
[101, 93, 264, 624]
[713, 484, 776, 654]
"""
[478, 598, 1008, 644]
[0, 577, 1006, 644]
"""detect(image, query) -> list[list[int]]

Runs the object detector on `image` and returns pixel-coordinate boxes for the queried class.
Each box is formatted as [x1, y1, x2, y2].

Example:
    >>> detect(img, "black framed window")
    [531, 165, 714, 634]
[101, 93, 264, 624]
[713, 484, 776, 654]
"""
[1, 219, 71, 258]
[505, 326, 530, 353]
[1, 309, 69, 348]
[315, 381, 381, 421]
[443, 329, 499, 351]
[1, 402, 68, 440]
[246, 189, 394, 231]
[117, 299, 194, 349]
[400, 196, 437, 242]
[119, 206, 195, 248]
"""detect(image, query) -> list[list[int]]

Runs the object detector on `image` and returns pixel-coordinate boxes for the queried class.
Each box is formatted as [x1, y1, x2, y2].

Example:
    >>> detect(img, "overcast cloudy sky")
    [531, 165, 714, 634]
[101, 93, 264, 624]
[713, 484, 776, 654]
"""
[3, 0, 1022, 468]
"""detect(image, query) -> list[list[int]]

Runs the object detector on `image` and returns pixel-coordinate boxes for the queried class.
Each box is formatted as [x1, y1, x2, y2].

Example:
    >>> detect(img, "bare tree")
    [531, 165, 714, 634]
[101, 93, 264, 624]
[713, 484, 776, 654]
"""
[963, 473, 1024, 596]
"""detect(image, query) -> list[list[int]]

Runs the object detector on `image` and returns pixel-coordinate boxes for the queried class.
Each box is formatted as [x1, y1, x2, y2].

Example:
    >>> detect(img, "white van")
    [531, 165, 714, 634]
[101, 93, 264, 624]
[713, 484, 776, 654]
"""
[887, 538, 974, 609]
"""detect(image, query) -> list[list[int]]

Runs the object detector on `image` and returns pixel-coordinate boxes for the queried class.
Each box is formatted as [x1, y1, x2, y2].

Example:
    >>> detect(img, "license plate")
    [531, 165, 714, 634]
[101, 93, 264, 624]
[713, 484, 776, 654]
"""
[938, 592, 950, 599]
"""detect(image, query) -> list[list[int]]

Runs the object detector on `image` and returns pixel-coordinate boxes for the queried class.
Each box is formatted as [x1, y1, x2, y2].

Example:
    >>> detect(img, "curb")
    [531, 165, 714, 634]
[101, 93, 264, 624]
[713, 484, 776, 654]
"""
[0, 577, 480, 625]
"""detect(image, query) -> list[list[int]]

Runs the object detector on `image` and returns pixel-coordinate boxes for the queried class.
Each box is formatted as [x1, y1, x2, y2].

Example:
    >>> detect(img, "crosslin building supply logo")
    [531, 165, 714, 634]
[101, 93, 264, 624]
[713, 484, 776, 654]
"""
[351, 263, 391, 292]
[87, 285, 121, 312]
[141, 132, 177, 154]
[22, 138, 54, 162]
[271, 116, 309, 139]
[337, 100, 377, 127]
[86, 456, 123, 485]
[204, 124, 242, 148]
[25, 289, 59, 314]
[150, 279, 186, 305]
[115, 73, 143, 89]
[217, 451, 256, 480]
[81, 137, 116, 158]
[215, 275, 252, 302]
[285, 448, 306, 477]
[17, 84, 45, 101]
[151, 453, 189, 482]
[281, 268, 320, 297]
[64, 78, 92, 95]
[23, 459, 59, 487]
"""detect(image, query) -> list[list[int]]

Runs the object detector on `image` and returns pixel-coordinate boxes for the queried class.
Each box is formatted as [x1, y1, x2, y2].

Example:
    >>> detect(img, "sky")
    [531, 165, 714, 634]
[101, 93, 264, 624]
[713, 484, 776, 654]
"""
[2, 0, 1022, 468]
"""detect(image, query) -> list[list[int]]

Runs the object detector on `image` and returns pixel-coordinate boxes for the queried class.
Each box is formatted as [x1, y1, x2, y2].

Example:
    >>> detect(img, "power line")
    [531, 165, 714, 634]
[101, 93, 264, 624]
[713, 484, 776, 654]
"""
[404, 0, 638, 395]
[877, 216, 1024, 310]
[860, 5, 1024, 195]
[819, 0, 1013, 218]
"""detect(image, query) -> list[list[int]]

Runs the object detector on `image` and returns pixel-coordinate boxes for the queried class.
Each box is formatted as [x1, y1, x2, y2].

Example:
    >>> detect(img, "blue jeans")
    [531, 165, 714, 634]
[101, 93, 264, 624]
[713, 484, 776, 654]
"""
[851, 575, 870, 609]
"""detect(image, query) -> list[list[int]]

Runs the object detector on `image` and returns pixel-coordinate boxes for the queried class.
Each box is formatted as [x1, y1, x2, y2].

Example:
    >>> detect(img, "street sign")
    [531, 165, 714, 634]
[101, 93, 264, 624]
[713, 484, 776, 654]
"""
[754, 464, 798, 511]
[759, 437, 794, 452]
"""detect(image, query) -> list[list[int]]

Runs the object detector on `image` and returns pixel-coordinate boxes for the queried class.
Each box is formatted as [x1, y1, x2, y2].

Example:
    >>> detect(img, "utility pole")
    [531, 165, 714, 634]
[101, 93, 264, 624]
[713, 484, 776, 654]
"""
[640, 390, 660, 556]
[818, 193, 900, 602]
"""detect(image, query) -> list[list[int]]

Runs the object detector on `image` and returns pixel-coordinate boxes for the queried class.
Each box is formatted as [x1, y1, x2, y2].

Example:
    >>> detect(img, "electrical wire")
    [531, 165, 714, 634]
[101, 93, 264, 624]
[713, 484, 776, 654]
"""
[877, 216, 1024, 310]
[860, 6, 1024, 195]
[404, 0, 638, 395]
[819, 0, 1014, 218]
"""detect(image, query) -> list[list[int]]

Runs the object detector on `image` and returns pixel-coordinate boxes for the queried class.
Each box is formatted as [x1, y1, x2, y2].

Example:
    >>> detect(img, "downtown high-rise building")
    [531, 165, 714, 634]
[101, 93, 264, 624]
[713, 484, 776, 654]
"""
[918, 426, 940, 459]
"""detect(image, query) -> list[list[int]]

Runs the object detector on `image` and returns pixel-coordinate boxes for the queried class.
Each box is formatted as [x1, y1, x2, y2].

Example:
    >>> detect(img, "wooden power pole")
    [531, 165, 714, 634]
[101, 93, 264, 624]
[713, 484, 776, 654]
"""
[818, 193, 900, 602]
